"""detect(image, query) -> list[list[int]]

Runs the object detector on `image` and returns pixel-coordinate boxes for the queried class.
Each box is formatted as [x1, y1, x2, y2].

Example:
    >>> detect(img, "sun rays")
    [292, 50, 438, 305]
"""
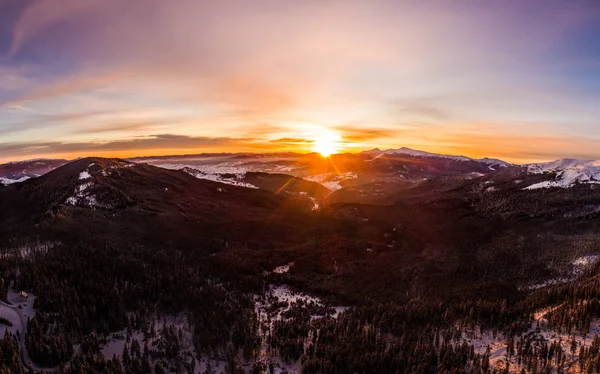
[311, 129, 342, 157]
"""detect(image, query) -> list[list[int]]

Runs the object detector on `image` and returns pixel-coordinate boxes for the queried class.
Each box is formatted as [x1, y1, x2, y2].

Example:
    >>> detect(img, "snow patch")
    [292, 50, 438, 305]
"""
[0, 176, 30, 185]
[524, 255, 599, 290]
[305, 172, 357, 191]
[79, 171, 91, 180]
[101, 313, 201, 372]
[181, 167, 259, 189]
[573, 255, 599, 267]
[273, 262, 294, 274]
[0, 287, 37, 367]
[462, 306, 600, 372]
[65, 169, 105, 208]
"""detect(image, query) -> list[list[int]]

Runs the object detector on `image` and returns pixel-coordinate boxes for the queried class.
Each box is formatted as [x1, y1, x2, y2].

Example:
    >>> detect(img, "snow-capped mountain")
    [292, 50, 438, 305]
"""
[477, 157, 512, 170]
[523, 158, 600, 190]
[363, 147, 511, 170]
[0, 158, 68, 185]
[0, 149, 512, 191]
[364, 147, 471, 162]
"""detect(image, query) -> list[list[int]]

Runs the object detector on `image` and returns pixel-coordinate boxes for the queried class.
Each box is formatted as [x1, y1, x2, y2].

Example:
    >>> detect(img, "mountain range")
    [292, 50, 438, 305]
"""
[4, 148, 600, 195]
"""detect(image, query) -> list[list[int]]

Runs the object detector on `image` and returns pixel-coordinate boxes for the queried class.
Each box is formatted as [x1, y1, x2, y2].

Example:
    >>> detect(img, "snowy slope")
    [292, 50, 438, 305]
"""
[304, 172, 358, 191]
[364, 147, 511, 169]
[524, 158, 600, 190]
[0, 176, 30, 185]
[180, 167, 259, 189]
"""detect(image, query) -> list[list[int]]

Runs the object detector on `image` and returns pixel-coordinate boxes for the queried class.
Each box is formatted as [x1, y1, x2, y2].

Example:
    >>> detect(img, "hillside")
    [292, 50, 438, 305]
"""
[2, 156, 600, 372]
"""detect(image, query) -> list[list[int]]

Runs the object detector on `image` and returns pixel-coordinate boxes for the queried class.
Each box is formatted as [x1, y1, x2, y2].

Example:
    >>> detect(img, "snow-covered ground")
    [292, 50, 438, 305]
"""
[179, 167, 259, 189]
[273, 262, 295, 274]
[145, 159, 300, 175]
[572, 255, 599, 277]
[0, 287, 37, 368]
[572, 255, 599, 267]
[462, 304, 600, 373]
[99, 293, 344, 374]
[251, 283, 348, 373]
[101, 313, 202, 372]
[65, 164, 103, 207]
[0, 176, 31, 185]
[65, 180, 99, 207]
[525, 254, 599, 290]
[297, 192, 320, 210]
[304, 172, 357, 191]
[524, 159, 600, 190]
[0, 302, 22, 339]
[474, 255, 600, 371]
[0, 241, 57, 260]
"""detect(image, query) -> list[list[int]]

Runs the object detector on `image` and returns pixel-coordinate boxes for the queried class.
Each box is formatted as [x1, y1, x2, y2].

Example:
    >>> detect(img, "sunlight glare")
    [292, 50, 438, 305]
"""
[312, 130, 342, 157]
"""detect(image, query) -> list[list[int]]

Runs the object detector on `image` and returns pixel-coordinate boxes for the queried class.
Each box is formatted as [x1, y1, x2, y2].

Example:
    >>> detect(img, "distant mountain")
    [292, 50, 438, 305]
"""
[6, 150, 600, 199]
[523, 158, 600, 189]
[0, 158, 67, 185]
[362, 147, 511, 170]
[136, 149, 513, 196]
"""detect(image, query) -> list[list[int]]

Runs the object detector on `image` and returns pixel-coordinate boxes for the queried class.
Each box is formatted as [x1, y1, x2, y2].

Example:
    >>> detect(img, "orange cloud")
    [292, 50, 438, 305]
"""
[270, 138, 314, 144]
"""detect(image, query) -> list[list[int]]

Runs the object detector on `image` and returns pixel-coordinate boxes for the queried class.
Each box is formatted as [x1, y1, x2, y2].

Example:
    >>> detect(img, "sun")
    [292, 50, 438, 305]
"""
[312, 130, 341, 157]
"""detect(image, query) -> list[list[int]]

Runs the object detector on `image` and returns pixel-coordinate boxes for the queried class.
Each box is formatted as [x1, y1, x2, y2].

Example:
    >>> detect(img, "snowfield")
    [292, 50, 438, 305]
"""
[524, 159, 600, 190]
[179, 167, 259, 189]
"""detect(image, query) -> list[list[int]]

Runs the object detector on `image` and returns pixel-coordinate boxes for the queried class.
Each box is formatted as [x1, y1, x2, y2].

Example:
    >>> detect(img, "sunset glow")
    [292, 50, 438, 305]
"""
[312, 130, 342, 157]
[2, 1, 600, 163]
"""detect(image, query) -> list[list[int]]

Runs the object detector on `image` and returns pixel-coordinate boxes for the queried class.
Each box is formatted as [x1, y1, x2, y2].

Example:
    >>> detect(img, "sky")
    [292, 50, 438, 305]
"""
[1, 0, 600, 163]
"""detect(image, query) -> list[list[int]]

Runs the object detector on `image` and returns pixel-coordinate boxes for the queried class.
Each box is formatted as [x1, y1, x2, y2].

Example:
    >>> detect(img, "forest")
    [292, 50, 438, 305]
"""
[1, 236, 600, 373]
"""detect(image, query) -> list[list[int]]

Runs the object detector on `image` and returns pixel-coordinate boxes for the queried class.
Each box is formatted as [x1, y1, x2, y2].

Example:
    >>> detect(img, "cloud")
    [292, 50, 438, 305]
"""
[0, 134, 256, 160]
[69, 121, 170, 135]
[2, 104, 34, 112]
[270, 138, 314, 144]
[8, 0, 102, 56]
[373, 121, 600, 163]
[9, 68, 128, 103]
[338, 127, 397, 142]
[2, 0, 600, 162]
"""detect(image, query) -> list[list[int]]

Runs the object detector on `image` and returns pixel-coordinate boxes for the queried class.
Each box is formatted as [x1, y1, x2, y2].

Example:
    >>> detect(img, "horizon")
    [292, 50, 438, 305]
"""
[2, 1, 600, 163]
[2, 145, 597, 166]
